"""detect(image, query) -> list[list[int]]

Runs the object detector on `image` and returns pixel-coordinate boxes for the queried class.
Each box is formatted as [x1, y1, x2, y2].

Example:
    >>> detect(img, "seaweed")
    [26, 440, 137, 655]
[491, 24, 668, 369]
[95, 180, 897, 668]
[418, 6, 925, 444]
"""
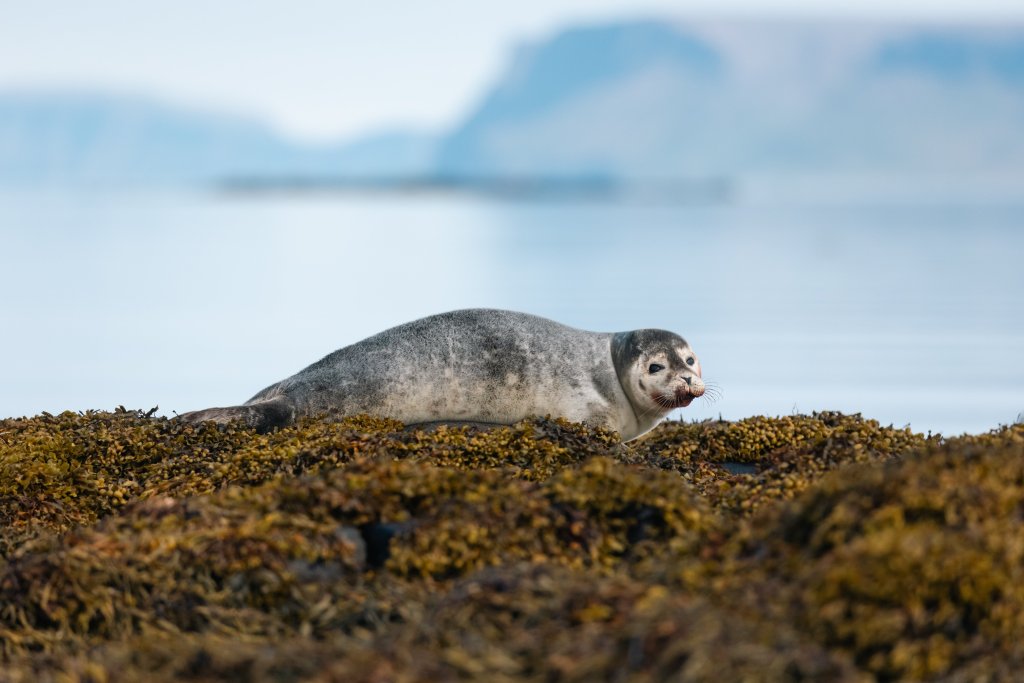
[0, 409, 1020, 681]
[634, 411, 931, 515]
[721, 425, 1024, 680]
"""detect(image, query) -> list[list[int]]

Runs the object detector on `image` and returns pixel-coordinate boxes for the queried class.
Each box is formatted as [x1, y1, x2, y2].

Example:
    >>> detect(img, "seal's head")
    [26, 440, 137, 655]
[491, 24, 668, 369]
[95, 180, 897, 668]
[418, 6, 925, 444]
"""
[612, 329, 705, 417]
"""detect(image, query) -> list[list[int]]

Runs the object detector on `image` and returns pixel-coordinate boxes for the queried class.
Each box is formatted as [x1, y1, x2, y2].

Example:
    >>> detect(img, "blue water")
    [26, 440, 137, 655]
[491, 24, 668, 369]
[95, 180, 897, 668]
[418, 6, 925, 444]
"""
[2, 186, 1022, 435]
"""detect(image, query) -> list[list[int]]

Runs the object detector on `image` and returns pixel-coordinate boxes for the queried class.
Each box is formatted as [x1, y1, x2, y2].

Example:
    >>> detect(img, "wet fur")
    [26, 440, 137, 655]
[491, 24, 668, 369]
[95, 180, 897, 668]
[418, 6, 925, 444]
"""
[177, 309, 702, 441]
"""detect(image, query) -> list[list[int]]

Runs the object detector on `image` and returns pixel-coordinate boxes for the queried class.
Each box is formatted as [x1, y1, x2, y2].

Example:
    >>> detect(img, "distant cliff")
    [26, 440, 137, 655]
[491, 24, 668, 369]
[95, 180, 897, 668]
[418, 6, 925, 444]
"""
[0, 91, 435, 187]
[2, 19, 1024, 186]
[434, 20, 1024, 178]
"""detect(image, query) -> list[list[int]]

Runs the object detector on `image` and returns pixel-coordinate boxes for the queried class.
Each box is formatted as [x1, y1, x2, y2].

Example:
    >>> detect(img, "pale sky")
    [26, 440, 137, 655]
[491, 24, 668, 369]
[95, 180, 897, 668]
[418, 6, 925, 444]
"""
[2, 0, 1023, 141]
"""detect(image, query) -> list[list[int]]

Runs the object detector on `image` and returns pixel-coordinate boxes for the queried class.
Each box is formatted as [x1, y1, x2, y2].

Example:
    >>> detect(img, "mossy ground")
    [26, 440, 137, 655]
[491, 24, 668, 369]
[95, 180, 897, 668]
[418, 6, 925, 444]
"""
[0, 409, 1021, 681]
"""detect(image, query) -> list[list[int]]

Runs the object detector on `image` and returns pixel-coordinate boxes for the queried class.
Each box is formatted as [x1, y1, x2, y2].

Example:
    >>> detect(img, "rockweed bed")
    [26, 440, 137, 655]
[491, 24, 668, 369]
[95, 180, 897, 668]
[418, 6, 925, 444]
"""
[0, 409, 1021, 681]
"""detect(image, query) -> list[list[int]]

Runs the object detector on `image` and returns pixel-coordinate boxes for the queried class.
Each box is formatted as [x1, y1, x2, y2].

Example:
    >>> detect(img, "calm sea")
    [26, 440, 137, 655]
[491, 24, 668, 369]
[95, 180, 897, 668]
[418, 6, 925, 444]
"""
[3, 182, 1022, 435]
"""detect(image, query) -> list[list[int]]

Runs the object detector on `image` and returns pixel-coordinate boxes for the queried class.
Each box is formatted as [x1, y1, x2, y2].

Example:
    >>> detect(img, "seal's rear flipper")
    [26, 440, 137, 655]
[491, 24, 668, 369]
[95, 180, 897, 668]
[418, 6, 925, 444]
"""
[176, 397, 296, 434]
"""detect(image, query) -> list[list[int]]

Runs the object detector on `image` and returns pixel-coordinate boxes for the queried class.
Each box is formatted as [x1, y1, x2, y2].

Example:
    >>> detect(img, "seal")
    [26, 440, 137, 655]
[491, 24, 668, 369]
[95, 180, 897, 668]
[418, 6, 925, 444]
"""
[177, 309, 705, 441]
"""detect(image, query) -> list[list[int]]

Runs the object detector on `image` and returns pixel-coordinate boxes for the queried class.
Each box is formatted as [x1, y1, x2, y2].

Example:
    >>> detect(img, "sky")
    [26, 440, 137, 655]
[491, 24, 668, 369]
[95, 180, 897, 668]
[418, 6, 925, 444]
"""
[3, 0, 1024, 141]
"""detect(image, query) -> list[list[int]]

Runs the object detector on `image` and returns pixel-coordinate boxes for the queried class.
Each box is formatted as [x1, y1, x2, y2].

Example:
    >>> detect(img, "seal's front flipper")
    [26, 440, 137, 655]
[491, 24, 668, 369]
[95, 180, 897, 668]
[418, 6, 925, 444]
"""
[176, 396, 296, 433]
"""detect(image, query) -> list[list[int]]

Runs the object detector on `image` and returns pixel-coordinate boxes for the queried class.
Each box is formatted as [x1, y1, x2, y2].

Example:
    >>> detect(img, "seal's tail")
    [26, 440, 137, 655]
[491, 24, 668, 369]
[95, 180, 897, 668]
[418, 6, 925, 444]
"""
[176, 396, 295, 434]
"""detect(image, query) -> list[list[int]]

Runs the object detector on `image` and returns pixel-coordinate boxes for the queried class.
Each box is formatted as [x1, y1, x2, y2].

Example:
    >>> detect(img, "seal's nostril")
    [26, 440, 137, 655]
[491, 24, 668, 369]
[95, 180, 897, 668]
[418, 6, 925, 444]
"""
[683, 376, 692, 386]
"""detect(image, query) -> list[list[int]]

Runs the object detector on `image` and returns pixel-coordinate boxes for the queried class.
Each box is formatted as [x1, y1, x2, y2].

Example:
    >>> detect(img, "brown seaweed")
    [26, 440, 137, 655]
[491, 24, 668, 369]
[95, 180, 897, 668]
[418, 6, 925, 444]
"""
[0, 408, 1020, 681]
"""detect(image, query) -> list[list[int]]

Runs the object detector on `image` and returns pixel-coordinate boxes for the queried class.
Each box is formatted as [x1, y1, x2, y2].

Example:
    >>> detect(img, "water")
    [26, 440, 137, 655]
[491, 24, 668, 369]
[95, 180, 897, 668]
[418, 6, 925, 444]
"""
[2, 186, 1022, 435]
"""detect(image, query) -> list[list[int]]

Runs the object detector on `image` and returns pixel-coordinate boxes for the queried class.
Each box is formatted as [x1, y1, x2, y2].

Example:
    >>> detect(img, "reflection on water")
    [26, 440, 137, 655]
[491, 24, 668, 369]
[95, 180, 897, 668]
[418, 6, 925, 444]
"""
[2, 188, 1022, 435]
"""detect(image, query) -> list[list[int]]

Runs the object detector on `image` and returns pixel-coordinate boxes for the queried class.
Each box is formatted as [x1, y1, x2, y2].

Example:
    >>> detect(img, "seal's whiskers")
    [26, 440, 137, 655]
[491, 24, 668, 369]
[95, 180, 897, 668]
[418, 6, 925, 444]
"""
[699, 381, 722, 406]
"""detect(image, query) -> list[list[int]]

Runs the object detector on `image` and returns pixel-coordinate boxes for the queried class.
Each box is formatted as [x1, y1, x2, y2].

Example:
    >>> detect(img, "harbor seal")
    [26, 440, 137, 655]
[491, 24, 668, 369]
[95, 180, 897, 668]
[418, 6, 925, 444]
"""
[177, 309, 705, 441]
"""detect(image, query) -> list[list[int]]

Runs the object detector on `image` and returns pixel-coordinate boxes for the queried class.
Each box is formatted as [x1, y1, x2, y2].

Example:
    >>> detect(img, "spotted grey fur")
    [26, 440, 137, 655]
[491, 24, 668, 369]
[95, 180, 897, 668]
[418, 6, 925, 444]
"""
[177, 309, 705, 441]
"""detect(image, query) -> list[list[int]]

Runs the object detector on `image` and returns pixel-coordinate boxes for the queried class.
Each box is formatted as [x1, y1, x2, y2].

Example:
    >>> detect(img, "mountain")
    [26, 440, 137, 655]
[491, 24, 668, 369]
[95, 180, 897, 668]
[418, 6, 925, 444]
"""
[0, 91, 435, 187]
[434, 20, 1024, 178]
[3, 20, 1024, 187]
[870, 30, 1024, 82]
[435, 21, 725, 178]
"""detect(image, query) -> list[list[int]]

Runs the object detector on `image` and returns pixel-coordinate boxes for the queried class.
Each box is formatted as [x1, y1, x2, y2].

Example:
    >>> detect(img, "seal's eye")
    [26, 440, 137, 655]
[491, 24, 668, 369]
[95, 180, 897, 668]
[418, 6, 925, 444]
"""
[648, 363, 664, 374]
[686, 357, 695, 366]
